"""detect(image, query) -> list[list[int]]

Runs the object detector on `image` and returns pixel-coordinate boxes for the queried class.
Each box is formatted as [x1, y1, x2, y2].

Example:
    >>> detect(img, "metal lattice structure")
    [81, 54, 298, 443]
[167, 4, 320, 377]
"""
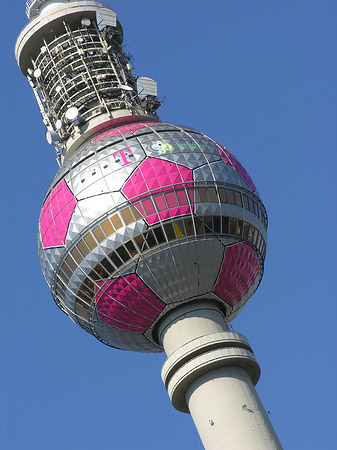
[16, 1, 161, 164]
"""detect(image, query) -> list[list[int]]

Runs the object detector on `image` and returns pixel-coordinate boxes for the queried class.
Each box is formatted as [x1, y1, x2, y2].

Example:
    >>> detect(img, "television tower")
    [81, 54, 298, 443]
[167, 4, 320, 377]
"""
[16, 1, 283, 448]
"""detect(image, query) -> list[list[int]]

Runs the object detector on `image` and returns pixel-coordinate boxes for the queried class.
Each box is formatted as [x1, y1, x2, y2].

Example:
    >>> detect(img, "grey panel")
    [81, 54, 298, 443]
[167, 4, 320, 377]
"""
[136, 248, 183, 304]
[137, 77, 158, 99]
[96, 9, 117, 30]
[195, 239, 225, 296]
[136, 239, 224, 305]
[93, 318, 161, 353]
[193, 160, 251, 190]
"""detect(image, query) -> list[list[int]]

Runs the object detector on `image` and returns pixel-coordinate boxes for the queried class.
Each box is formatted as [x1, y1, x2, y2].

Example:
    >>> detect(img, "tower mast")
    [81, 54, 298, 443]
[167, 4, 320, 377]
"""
[16, 2, 283, 448]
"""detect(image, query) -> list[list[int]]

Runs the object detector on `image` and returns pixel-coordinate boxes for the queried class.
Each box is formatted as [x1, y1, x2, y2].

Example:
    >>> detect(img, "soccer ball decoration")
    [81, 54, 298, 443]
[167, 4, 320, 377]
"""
[39, 121, 267, 352]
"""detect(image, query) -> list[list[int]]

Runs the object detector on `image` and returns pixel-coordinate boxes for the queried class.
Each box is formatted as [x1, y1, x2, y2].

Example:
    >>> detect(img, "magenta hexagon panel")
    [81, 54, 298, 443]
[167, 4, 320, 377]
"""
[95, 274, 165, 333]
[215, 142, 257, 192]
[92, 122, 157, 143]
[40, 180, 77, 248]
[122, 157, 194, 225]
[213, 243, 260, 306]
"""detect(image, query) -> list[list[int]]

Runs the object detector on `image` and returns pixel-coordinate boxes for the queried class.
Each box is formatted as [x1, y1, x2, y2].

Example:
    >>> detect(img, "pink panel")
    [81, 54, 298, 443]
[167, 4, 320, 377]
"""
[213, 243, 260, 306]
[154, 195, 167, 211]
[215, 142, 257, 192]
[92, 122, 157, 143]
[176, 190, 189, 205]
[165, 192, 178, 208]
[142, 198, 156, 215]
[40, 180, 77, 249]
[122, 158, 194, 225]
[95, 274, 165, 332]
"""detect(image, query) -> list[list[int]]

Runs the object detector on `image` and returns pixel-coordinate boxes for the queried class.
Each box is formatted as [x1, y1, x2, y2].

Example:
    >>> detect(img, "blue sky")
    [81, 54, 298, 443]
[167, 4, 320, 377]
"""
[1, 1, 336, 449]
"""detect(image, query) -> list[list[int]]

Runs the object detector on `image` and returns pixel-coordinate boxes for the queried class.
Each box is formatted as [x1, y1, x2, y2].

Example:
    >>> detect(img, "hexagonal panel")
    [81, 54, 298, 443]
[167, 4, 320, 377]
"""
[95, 274, 165, 332]
[122, 157, 193, 225]
[213, 243, 260, 306]
[40, 180, 77, 248]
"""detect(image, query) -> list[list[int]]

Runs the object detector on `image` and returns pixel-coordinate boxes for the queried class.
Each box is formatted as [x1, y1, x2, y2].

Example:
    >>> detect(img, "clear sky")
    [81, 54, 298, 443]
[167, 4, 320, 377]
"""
[1, 1, 336, 449]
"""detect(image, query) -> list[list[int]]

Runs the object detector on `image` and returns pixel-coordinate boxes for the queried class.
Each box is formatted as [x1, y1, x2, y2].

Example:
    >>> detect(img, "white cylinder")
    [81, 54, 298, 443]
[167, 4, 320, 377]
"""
[159, 301, 283, 450]
[158, 301, 228, 356]
[39, 0, 69, 16]
[186, 366, 282, 449]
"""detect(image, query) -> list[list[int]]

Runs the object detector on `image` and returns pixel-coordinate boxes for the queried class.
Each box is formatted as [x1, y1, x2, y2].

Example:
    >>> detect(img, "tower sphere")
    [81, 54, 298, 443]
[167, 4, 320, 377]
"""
[39, 121, 267, 352]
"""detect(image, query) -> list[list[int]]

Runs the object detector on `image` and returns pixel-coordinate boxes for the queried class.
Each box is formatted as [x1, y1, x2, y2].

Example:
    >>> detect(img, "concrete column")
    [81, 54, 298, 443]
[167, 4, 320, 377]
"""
[158, 301, 282, 450]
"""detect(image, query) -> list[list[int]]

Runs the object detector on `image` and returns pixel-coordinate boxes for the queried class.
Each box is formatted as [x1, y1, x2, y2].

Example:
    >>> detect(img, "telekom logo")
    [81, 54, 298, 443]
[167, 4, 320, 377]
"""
[113, 149, 133, 166]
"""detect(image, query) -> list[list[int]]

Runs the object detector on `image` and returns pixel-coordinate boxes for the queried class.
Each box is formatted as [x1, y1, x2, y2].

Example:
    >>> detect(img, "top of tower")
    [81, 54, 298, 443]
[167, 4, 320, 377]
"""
[26, 0, 71, 19]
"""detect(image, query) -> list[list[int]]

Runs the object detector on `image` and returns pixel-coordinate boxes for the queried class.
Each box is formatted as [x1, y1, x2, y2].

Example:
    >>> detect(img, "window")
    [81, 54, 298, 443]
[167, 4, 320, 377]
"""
[173, 220, 186, 238]
[70, 246, 83, 264]
[248, 197, 255, 213]
[243, 194, 249, 210]
[65, 254, 77, 271]
[248, 225, 255, 243]
[197, 187, 209, 202]
[256, 233, 262, 251]
[116, 246, 131, 263]
[121, 207, 134, 225]
[253, 228, 259, 246]
[134, 234, 148, 252]
[226, 189, 235, 205]
[176, 190, 189, 206]
[154, 194, 167, 211]
[110, 214, 122, 230]
[77, 240, 90, 257]
[229, 218, 237, 235]
[153, 226, 166, 244]
[194, 217, 204, 235]
[203, 216, 212, 234]
[237, 219, 243, 237]
[108, 251, 123, 268]
[92, 225, 105, 242]
[164, 222, 176, 241]
[84, 232, 97, 250]
[60, 264, 72, 282]
[144, 230, 157, 248]
[208, 187, 218, 203]
[234, 191, 242, 207]
[213, 216, 221, 233]
[142, 198, 156, 215]
[125, 240, 139, 257]
[130, 205, 142, 220]
[222, 217, 229, 234]
[243, 223, 250, 240]
[101, 257, 114, 274]
[165, 192, 178, 208]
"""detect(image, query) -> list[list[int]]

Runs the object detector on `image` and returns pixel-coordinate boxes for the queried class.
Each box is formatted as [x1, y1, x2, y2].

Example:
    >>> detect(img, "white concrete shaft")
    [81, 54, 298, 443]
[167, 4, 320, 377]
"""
[158, 301, 228, 356]
[186, 366, 282, 449]
[159, 301, 282, 450]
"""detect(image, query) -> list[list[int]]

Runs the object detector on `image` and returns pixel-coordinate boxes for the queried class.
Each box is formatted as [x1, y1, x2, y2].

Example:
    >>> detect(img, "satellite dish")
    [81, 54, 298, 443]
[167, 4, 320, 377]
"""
[65, 106, 81, 124]
[55, 85, 62, 93]
[41, 46, 47, 54]
[34, 68, 42, 78]
[118, 84, 133, 91]
[55, 119, 63, 130]
[81, 18, 91, 27]
[45, 129, 60, 145]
